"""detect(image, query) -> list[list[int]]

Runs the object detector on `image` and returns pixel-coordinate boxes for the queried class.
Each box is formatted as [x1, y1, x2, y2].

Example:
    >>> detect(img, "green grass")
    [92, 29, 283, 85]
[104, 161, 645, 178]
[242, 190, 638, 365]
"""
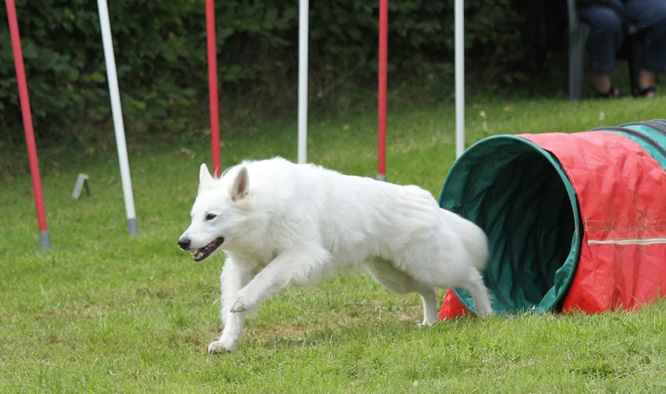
[2, 92, 666, 393]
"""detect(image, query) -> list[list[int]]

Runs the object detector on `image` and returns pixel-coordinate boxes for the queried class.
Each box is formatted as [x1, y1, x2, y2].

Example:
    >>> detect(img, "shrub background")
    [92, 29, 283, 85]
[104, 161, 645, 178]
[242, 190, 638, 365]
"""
[0, 0, 531, 142]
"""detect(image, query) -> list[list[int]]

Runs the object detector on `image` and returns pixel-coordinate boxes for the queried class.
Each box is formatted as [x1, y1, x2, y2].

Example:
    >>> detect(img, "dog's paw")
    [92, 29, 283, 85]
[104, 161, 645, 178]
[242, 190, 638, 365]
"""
[229, 291, 256, 313]
[207, 340, 233, 354]
[418, 318, 437, 327]
[229, 296, 249, 313]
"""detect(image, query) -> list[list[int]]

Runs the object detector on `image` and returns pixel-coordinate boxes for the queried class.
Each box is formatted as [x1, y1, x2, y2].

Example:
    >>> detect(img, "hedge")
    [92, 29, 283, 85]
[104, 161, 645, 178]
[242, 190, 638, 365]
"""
[0, 0, 527, 142]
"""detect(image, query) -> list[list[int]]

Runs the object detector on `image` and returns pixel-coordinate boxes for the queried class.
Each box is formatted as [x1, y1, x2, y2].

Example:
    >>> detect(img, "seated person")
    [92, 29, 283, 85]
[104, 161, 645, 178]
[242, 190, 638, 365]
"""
[578, 0, 666, 98]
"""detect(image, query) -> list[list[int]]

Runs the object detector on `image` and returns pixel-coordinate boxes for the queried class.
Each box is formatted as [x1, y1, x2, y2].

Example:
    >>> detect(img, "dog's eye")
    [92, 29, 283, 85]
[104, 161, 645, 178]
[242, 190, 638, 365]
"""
[205, 213, 217, 221]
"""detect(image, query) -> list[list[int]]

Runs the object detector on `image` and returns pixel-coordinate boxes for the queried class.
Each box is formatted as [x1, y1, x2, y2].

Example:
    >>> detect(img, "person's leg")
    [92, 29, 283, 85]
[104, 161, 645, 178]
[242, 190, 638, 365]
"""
[625, 0, 666, 96]
[578, 3, 625, 95]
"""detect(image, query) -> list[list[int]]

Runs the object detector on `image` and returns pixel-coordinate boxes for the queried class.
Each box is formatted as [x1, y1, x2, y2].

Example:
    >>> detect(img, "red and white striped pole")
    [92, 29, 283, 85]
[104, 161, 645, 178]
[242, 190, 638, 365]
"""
[206, 0, 221, 178]
[5, 0, 51, 250]
[377, 0, 388, 181]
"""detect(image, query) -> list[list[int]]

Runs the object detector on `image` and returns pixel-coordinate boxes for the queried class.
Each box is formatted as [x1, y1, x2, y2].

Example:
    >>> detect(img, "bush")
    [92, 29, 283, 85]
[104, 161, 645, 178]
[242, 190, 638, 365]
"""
[0, 0, 527, 143]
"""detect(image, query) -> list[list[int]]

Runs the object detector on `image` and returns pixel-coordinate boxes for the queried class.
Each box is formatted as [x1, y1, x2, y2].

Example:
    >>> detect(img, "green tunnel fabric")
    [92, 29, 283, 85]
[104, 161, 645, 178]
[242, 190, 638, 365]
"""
[439, 135, 582, 314]
[601, 120, 666, 171]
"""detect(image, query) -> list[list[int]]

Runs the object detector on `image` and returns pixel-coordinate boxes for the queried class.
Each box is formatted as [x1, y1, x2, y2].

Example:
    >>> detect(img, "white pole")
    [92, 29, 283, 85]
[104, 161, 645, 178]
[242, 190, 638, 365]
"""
[297, 0, 309, 164]
[454, 0, 465, 158]
[97, 0, 138, 234]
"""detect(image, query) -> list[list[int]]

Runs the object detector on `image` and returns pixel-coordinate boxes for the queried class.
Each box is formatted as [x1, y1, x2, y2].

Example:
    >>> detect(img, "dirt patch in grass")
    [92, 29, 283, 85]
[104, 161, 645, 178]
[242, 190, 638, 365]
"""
[244, 302, 423, 345]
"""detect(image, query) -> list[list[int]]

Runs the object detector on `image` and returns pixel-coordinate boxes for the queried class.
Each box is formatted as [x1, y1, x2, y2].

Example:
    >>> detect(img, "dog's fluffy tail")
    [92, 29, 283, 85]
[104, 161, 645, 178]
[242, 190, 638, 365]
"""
[446, 209, 489, 272]
[465, 226, 489, 272]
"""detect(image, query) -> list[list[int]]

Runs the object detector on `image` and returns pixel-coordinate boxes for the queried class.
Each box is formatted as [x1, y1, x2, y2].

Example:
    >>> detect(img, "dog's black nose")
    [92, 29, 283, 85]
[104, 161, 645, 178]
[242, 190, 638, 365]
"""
[178, 237, 191, 250]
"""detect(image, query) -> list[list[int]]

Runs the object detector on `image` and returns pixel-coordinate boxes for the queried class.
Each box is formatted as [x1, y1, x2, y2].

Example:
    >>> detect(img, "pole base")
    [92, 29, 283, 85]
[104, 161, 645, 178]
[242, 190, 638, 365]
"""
[377, 174, 387, 182]
[127, 218, 138, 235]
[39, 230, 51, 251]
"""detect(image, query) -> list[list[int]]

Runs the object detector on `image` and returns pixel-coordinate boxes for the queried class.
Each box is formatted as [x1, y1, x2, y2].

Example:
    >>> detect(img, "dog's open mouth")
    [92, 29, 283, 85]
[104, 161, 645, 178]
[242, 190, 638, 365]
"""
[192, 237, 224, 262]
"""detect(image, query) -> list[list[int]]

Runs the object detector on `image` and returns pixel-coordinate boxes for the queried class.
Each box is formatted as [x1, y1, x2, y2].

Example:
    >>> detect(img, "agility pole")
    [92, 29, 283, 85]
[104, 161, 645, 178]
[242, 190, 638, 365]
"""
[6, 0, 51, 250]
[206, 0, 221, 177]
[377, 0, 388, 181]
[454, 0, 465, 158]
[297, 0, 309, 164]
[96, 0, 138, 234]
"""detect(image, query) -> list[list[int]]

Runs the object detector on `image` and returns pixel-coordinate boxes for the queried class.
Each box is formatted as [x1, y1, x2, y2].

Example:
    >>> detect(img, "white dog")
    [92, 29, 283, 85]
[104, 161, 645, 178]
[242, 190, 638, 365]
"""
[178, 157, 492, 353]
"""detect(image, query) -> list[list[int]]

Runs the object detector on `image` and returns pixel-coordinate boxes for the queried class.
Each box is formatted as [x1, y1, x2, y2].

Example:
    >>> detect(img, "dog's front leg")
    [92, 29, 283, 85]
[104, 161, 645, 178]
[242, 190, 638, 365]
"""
[229, 247, 327, 314]
[208, 258, 253, 354]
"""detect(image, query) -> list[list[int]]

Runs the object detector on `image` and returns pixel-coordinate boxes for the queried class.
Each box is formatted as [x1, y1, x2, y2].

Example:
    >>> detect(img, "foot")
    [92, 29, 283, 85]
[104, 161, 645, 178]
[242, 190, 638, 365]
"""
[588, 73, 625, 98]
[419, 317, 438, 327]
[476, 305, 494, 318]
[207, 339, 234, 354]
[638, 86, 657, 98]
[229, 290, 255, 313]
[595, 85, 626, 98]
[638, 69, 657, 97]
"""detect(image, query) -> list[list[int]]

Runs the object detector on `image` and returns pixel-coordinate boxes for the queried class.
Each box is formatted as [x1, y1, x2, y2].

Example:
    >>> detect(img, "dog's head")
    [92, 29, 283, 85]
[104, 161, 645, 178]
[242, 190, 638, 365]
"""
[178, 163, 251, 262]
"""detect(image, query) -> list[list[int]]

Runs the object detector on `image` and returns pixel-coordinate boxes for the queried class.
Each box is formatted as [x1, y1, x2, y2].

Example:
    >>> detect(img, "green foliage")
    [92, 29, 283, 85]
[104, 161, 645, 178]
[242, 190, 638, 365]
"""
[0, 0, 207, 142]
[0, 0, 527, 142]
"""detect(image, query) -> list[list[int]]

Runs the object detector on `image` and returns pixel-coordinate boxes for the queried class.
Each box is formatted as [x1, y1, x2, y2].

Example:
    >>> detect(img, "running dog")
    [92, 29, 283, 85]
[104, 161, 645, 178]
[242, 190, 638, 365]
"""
[178, 158, 492, 353]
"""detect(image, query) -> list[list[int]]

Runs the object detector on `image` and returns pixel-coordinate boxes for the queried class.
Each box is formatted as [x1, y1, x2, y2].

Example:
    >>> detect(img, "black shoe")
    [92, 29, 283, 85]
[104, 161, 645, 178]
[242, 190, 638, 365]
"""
[593, 85, 627, 99]
[637, 86, 657, 98]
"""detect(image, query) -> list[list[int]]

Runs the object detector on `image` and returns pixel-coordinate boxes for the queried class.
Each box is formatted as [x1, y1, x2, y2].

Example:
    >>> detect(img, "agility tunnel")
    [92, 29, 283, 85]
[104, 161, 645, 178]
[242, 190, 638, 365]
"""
[438, 120, 666, 319]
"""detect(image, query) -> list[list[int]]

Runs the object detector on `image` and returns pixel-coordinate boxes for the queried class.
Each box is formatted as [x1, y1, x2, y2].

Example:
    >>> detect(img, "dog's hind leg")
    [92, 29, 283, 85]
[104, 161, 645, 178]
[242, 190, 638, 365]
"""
[366, 259, 439, 326]
[462, 270, 493, 318]
[418, 288, 439, 326]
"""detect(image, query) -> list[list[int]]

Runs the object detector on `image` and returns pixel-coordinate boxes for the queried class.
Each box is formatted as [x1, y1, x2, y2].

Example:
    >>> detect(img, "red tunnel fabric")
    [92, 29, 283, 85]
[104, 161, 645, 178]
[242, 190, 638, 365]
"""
[525, 132, 666, 313]
[439, 131, 666, 319]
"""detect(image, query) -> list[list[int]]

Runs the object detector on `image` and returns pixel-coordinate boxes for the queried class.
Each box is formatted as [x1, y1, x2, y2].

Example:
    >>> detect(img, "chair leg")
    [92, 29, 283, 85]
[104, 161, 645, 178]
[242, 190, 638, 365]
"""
[568, 29, 586, 100]
[627, 33, 641, 96]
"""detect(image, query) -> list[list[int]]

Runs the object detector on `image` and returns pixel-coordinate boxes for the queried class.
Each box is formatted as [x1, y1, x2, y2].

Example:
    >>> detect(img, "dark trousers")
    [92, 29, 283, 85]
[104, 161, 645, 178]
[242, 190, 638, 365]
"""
[578, 0, 666, 75]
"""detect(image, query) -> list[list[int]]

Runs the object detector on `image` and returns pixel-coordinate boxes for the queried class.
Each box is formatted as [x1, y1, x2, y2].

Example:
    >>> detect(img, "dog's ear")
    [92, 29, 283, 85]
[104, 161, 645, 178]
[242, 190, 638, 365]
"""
[230, 166, 249, 202]
[199, 163, 215, 192]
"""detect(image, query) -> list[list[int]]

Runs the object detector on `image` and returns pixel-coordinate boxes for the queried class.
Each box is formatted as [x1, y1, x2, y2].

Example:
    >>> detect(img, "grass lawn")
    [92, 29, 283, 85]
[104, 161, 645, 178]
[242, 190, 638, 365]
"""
[2, 92, 666, 393]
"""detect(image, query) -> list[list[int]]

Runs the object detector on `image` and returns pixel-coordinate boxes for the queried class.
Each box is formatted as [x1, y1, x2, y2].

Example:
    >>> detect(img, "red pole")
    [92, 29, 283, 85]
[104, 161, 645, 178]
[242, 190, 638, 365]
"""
[377, 0, 388, 181]
[206, 0, 221, 178]
[6, 0, 51, 250]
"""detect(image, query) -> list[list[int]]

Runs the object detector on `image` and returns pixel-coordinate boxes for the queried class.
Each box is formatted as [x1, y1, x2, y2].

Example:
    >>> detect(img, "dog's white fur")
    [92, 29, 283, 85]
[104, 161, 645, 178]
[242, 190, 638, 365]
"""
[179, 157, 492, 353]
